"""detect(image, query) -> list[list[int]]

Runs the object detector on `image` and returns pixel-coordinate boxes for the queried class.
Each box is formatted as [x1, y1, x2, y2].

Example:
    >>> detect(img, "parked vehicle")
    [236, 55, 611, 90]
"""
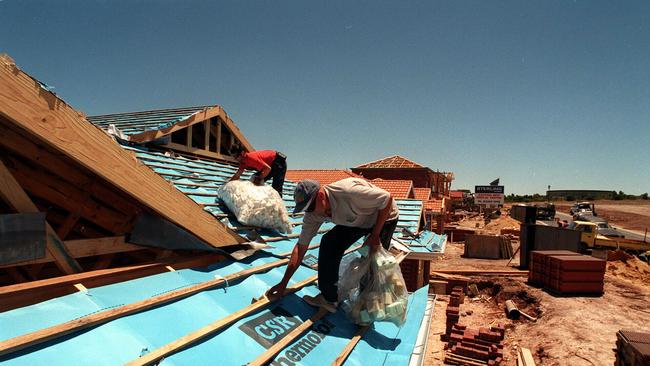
[568, 221, 650, 252]
[574, 215, 625, 238]
[535, 203, 556, 220]
[569, 202, 595, 215]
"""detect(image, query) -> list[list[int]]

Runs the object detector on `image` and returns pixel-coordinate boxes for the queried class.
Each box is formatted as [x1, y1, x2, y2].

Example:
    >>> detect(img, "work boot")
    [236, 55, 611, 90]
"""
[303, 294, 337, 313]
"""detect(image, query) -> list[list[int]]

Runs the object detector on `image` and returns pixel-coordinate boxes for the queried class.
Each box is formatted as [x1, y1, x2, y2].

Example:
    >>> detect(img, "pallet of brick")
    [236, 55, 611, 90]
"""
[616, 329, 650, 366]
[528, 250, 580, 287]
[546, 255, 605, 295]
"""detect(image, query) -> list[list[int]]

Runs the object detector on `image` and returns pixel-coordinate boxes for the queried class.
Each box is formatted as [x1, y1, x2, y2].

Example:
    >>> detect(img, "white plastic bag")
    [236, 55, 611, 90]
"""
[218, 181, 292, 234]
[338, 246, 408, 326]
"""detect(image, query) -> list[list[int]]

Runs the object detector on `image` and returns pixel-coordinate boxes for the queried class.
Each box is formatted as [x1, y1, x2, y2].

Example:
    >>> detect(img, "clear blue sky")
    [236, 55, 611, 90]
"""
[1, 1, 649, 195]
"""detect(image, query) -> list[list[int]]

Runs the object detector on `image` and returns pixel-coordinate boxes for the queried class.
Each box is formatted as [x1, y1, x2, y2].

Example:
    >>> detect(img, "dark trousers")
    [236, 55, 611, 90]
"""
[263, 153, 287, 196]
[318, 218, 398, 302]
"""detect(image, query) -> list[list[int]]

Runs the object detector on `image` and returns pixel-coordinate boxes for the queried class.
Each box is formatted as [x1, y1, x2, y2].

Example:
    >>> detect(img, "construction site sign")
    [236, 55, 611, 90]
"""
[475, 185, 505, 206]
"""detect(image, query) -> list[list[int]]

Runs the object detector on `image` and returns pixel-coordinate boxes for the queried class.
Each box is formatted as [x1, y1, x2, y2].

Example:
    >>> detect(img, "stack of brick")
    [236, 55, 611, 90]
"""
[615, 329, 650, 366]
[442, 286, 505, 365]
[528, 250, 605, 295]
[528, 250, 581, 287]
[443, 286, 464, 339]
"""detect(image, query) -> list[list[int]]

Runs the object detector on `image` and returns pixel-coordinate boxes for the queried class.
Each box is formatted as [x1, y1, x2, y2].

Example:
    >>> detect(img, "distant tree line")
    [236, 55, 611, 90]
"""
[504, 192, 649, 202]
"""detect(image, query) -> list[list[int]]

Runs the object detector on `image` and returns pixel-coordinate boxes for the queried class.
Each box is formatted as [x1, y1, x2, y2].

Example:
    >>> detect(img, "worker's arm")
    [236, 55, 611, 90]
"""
[229, 165, 245, 182]
[252, 163, 272, 186]
[266, 214, 322, 298]
[266, 244, 309, 299]
[363, 195, 393, 251]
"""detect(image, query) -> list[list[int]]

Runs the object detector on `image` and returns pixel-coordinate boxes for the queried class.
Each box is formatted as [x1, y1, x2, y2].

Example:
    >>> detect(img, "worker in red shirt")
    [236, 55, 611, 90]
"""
[229, 145, 287, 196]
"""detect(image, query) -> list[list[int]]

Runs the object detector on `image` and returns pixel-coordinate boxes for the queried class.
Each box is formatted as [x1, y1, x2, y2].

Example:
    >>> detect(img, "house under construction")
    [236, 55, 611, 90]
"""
[0, 55, 447, 365]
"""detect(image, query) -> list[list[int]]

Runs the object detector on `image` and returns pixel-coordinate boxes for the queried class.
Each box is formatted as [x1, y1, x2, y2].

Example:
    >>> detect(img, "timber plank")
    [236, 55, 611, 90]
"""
[0, 258, 290, 356]
[248, 308, 330, 366]
[125, 276, 318, 366]
[0, 254, 223, 312]
[332, 326, 370, 366]
[0, 56, 243, 248]
[0, 236, 140, 269]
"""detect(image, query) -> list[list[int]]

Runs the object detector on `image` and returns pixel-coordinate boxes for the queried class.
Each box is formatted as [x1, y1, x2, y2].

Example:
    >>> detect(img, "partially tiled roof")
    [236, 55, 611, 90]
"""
[413, 188, 432, 201]
[370, 179, 414, 199]
[285, 169, 360, 185]
[423, 198, 445, 214]
[88, 105, 211, 136]
[395, 199, 423, 234]
[354, 155, 425, 169]
[121, 146, 424, 235]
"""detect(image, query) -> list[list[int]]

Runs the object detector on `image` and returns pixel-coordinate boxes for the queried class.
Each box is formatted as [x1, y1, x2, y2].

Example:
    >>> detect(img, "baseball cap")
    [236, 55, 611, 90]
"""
[293, 179, 320, 214]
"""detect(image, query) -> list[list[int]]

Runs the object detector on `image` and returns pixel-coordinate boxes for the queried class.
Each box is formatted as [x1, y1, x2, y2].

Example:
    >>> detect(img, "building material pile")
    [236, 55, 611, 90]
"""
[615, 330, 650, 366]
[499, 228, 520, 240]
[338, 247, 408, 326]
[442, 286, 505, 365]
[218, 180, 292, 234]
[463, 234, 513, 259]
[528, 250, 605, 295]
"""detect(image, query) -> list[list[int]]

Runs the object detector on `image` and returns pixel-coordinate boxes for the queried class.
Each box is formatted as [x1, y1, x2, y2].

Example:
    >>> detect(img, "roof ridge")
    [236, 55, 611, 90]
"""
[354, 155, 424, 169]
[88, 105, 216, 119]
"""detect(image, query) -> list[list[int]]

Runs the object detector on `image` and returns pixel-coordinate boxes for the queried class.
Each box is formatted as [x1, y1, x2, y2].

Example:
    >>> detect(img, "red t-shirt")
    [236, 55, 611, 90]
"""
[240, 150, 277, 171]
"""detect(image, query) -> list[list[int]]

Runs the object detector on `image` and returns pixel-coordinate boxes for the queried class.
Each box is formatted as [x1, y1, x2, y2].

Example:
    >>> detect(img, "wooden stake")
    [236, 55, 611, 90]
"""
[125, 276, 317, 366]
[247, 307, 330, 366]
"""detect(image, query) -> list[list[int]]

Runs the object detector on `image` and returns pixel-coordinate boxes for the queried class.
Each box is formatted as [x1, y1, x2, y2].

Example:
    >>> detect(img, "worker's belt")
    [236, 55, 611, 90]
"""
[276, 152, 287, 160]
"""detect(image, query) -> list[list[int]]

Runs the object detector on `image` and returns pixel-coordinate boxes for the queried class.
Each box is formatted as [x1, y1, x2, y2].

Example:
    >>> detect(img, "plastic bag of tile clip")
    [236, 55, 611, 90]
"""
[218, 180, 292, 234]
[338, 246, 408, 326]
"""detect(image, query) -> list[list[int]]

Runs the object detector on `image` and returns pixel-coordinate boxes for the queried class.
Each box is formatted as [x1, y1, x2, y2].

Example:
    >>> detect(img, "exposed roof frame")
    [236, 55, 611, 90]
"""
[0, 54, 244, 248]
[124, 106, 254, 152]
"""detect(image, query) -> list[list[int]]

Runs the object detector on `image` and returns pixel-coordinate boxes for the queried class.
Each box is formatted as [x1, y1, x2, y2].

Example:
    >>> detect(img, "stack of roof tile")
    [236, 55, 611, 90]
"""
[615, 330, 650, 366]
[528, 251, 605, 295]
[442, 286, 505, 365]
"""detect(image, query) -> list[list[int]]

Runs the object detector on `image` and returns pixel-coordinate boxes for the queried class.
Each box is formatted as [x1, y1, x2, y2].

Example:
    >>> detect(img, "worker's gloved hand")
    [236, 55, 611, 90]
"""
[251, 174, 264, 186]
[266, 282, 287, 300]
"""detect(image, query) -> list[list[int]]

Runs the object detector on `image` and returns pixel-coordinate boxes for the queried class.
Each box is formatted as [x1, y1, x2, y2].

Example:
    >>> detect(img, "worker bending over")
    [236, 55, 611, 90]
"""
[229, 146, 287, 196]
[266, 178, 399, 312]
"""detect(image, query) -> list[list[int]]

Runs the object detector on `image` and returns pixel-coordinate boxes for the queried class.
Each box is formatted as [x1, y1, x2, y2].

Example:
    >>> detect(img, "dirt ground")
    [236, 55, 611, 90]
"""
[423, 215, 650, 366]
[554, 200, 650, 232]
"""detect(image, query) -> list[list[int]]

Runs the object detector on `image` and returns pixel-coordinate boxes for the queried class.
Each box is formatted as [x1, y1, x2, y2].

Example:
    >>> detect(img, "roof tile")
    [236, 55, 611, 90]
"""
[413, 188, 432, 201]
[370, 178, 414, 199]
[423, 199, 444, 213]
[285, 170, 360, 185]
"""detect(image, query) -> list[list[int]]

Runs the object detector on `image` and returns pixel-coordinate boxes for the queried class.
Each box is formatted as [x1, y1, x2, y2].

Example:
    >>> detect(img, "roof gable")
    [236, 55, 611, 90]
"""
[354, 155, 425, 169]
[88, 105, 254, 152]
